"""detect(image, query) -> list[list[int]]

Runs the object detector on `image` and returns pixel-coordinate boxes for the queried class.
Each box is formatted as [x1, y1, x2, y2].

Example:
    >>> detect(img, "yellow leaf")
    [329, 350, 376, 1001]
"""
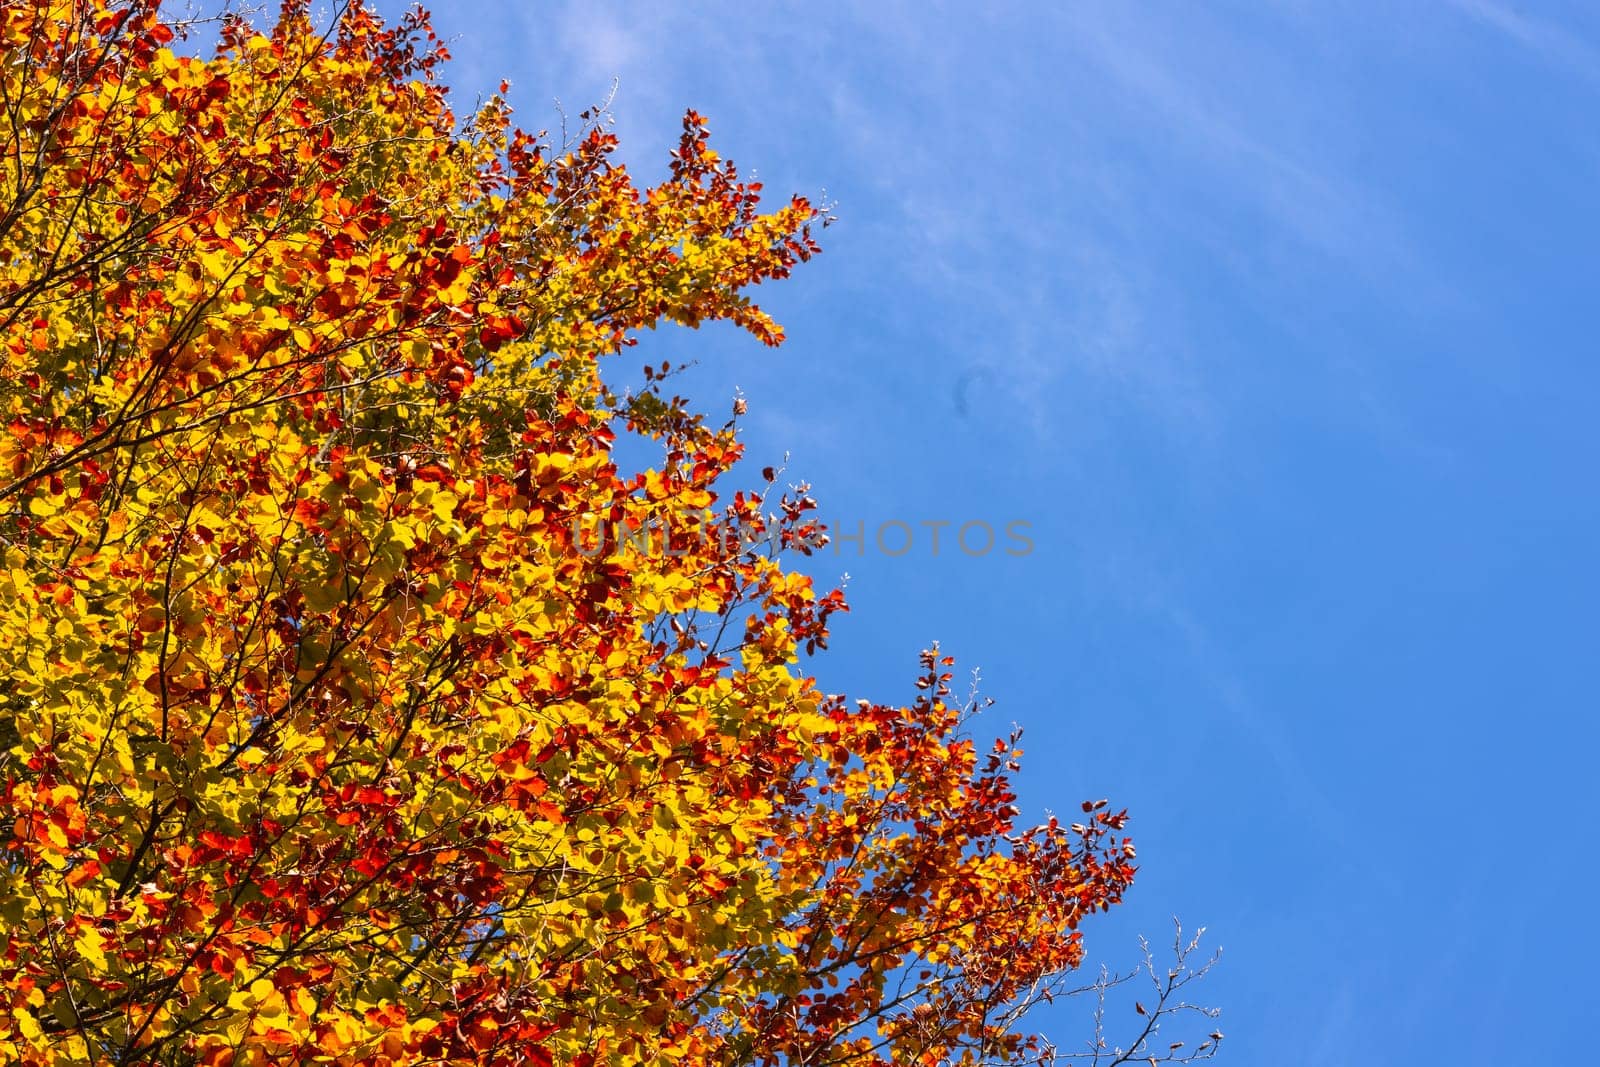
[200, 248, 230, 279]
[75, 928, 107, 970]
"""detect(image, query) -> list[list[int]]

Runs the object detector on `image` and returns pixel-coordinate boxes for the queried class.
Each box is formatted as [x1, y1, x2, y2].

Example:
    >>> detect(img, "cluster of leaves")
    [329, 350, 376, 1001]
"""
[0, 2, 1141, 1064]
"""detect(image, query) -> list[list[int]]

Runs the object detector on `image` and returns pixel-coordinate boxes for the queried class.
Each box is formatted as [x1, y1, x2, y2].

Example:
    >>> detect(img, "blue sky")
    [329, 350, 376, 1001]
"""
[393, 2, 1599, 1062]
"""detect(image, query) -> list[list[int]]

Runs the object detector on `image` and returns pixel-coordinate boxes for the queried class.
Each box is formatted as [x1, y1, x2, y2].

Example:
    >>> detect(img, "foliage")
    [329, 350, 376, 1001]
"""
[0, 2, 1147, 1064]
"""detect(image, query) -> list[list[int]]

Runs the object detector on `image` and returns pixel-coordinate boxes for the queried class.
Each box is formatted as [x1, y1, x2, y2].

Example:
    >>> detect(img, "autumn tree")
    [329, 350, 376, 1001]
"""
[0, 2, 1217, 1064]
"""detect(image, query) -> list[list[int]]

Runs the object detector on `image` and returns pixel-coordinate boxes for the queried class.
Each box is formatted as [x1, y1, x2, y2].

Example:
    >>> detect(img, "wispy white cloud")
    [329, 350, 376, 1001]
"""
[810, 18, 1217, 442]
[1065, 11, 1415, 282]
[1155, 595, 1363, 864]
[1446, 0, 1600, 83]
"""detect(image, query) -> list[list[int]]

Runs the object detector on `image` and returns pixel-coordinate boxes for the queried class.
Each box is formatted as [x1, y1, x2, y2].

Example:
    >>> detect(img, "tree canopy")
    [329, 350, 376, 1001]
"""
[0, 3, 1146, 1064]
